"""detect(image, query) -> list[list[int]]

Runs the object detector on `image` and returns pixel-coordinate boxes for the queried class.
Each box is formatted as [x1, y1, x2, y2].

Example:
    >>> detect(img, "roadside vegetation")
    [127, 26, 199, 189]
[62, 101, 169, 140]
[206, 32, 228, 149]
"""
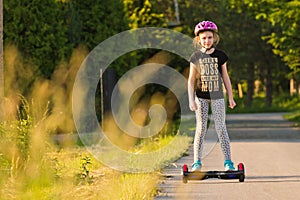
[228, 94, 300, 113]
[0, 96, 192, 200]
[284, 110, 300, 127]
[227, 94, 300, 126]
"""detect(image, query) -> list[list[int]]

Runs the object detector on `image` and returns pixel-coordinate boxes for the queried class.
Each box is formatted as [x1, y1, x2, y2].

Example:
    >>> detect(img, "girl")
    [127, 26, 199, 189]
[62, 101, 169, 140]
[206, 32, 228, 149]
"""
[188, 21, 236, 171]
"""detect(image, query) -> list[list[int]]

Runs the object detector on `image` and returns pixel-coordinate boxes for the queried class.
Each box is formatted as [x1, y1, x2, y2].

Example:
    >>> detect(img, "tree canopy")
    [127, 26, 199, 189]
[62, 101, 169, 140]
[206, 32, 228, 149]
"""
[3, 0, 299, 104]
[229, 0, 300, 77]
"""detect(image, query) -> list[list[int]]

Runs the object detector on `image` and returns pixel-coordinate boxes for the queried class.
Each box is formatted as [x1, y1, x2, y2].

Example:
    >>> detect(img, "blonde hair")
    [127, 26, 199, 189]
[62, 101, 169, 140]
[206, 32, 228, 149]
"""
[193, 31, 220, 49]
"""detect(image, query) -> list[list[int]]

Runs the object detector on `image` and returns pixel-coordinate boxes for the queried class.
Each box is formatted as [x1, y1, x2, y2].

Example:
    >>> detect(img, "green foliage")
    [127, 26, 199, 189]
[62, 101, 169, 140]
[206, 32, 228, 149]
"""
[16, 118, 31, 160]
[4, 0, 72, 78]
[285, 110, 300, 126]
[211, 0, 295, 106]
[4, 0, 130, 79]
[124, 0, 166, 28]
[114, 0, 167, 76]
[71, 0, 129, 50]
[229, 0, 300, 77]
[227, 93, 300, 113]
[263, 1, 300, 77]
[16, 95, 32, 160]
[76, 155, 94, 185]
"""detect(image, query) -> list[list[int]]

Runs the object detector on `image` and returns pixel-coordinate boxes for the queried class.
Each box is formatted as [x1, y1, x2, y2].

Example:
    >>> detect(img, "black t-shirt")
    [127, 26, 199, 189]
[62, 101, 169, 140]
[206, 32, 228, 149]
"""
[189, 49, 228, 99]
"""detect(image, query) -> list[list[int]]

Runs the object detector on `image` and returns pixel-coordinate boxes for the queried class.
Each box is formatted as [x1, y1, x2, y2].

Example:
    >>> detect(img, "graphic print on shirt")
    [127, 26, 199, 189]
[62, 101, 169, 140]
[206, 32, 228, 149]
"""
[197, 57, 220, 93]
[190, 49, 227, 99]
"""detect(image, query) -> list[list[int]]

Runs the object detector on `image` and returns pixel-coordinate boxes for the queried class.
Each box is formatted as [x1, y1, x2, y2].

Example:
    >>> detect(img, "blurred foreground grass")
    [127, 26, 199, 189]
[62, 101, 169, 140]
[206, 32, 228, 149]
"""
[0, 96, 192, 200]
[0, 127, 191, 200]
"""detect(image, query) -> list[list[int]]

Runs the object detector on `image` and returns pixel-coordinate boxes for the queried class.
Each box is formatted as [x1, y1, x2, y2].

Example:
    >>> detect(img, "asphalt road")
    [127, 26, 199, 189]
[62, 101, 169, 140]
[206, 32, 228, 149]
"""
[155, 113, 300, 200]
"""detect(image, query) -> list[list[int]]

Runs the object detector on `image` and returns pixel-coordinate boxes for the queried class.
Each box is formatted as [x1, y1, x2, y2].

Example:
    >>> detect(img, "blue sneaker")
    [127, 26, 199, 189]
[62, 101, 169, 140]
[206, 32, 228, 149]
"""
[192, 160, 202, 171]
[224, 160, 235, 171]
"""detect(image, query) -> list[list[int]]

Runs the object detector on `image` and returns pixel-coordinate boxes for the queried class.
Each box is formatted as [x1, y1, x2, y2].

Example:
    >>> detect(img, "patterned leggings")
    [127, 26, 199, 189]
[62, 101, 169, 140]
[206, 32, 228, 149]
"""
[194, 98, 232, 162]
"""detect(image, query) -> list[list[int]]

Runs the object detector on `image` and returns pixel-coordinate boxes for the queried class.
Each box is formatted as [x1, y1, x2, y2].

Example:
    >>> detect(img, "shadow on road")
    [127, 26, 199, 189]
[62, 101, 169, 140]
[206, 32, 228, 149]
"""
[245, 175, 300, 183]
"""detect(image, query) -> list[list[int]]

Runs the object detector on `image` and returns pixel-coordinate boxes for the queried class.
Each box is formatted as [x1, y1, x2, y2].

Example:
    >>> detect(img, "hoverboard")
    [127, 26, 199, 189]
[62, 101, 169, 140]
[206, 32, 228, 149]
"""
[181, 163, 245, 183]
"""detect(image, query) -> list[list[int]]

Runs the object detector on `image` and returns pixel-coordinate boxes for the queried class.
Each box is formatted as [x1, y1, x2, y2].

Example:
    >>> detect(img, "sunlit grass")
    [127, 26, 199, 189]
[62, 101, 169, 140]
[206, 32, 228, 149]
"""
[227, 94, 300, 113]
[284, 110, 300, 126]
[0, 128, 191, 200]
[0, 94, 191, 200]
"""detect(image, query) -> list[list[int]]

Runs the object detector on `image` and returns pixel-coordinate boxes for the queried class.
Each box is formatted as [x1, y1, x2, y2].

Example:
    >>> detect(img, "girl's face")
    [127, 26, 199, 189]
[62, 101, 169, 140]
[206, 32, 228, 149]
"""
[198, 31, 214, 49]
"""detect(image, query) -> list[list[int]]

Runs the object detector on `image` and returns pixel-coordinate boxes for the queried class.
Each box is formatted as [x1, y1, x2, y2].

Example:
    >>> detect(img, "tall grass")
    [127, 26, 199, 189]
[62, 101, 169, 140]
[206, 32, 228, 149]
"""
[0, 98, 191, 199]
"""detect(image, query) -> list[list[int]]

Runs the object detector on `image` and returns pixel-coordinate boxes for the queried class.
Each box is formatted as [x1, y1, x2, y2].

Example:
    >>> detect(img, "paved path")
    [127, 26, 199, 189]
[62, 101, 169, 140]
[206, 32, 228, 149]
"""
[155, 113, 300, 200]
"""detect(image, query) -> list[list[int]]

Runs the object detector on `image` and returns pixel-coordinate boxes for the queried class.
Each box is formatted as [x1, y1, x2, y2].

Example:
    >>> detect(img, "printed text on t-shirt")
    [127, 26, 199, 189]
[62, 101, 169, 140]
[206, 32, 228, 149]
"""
[197, 57, 219, 92]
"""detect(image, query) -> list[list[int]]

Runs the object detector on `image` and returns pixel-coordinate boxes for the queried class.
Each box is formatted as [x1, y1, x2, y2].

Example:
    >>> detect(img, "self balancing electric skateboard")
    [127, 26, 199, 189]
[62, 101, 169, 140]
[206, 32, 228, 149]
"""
[181, 163, 245, 183]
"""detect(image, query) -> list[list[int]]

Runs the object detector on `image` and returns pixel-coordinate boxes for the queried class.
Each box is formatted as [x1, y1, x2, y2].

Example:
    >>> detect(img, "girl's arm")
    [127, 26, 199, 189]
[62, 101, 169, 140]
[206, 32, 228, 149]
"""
[221, 62, 236, 109]
[188, 62, 198, 111]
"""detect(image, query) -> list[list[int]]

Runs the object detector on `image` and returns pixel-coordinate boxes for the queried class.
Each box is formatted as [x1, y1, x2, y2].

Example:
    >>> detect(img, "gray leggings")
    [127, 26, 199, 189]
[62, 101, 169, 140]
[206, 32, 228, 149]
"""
[194, 98, 232, 162]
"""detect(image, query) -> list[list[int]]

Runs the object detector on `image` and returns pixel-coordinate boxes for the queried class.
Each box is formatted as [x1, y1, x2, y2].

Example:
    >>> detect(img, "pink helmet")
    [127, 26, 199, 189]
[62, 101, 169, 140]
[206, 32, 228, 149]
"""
[194, 21, 218, 36]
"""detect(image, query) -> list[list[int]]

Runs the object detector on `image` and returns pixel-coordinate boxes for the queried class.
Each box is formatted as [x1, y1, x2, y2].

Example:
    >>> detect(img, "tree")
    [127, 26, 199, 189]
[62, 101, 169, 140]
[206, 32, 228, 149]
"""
[3, 0, 131, 88]
[232, 0, 300, 84]
[222, 0, 290, 106]
[124, 0, 166, 29]
[4, 0, 72, 79]
[71, 0, 129, 50]
[253, 1, 300, 73]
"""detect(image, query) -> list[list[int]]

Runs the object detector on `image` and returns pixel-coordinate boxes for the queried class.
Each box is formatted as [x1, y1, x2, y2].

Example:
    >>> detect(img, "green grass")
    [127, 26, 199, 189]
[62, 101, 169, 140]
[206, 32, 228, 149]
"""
[226, 94, 300, 126]
[226, 94, 300, 114]
[0, 91, 193, 200]
[0, 118, 192, 200]
[0, 137, 192, 200]
[284, 110, 300, 126]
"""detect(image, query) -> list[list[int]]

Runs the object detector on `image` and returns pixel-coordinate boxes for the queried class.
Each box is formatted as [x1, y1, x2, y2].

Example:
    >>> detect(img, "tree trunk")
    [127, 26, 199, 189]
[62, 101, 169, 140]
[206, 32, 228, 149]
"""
[265, 65, 272, 107]
[0, 0, 3, 99]
[245, 64, 254, 107]
[0, 0, 3, 121]
[290, 78, 295, 96]
[265, 58, 273, 107]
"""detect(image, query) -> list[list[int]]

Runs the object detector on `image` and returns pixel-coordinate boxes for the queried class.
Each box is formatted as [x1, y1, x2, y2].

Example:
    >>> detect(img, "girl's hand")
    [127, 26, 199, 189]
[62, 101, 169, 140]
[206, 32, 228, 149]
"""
[228, 98, 236, 109]
[189, 101, 198, 111]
